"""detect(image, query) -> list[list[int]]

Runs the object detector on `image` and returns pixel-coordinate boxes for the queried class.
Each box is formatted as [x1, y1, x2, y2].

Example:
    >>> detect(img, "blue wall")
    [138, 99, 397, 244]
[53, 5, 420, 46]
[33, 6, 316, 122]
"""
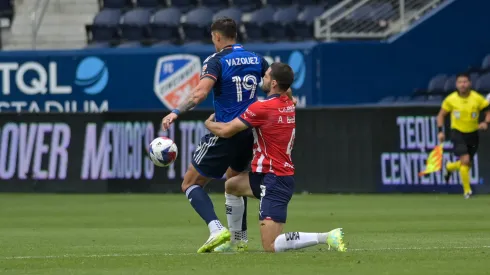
[0, 0, 488, 112]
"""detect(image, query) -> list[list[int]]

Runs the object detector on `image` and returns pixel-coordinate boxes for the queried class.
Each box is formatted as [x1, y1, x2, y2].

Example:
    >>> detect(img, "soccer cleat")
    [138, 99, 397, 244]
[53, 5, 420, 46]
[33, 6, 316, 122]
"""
[327, 228, 346, 252]
[197, 229, 231, 253]
[213, 240, 248, 253]
[464, 190, 473, 199]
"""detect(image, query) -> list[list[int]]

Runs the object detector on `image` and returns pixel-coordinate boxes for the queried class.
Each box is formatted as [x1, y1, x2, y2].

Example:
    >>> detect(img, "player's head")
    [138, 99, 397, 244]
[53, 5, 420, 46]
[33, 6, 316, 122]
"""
[456, 73, 471, 94]
[261, 62, 294, 95]
[210, 17, 237, 52]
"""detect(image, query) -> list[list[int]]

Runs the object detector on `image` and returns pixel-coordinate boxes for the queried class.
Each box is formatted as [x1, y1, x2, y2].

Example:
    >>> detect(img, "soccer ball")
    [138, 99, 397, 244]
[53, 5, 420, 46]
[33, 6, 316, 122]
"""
[149, 137, 178, 167]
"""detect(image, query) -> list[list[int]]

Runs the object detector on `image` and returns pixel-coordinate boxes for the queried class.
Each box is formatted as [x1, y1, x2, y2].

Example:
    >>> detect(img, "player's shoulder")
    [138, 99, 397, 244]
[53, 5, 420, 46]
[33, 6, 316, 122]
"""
[203, 51, 229, 64]
[470, 90, 486, 101]
[444, 91, 458, 101]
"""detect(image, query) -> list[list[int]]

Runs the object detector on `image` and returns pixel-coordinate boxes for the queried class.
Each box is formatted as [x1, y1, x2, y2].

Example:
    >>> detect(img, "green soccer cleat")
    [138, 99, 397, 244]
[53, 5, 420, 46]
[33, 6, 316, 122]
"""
[213, 240, 248, 253]
[197, 229, 231, 253]
[327, 228, 346, 252]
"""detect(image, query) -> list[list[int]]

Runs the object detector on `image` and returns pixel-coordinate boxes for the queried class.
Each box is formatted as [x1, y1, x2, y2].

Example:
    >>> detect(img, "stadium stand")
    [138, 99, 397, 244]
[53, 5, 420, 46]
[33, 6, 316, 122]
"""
[380, 53, 490, 103]
[0, 0, 450, 50]
[85, 0, 343, 47]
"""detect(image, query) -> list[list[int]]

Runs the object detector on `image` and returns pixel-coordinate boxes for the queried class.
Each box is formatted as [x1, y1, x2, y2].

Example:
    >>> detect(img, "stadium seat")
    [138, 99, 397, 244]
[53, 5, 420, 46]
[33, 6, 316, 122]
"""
[427, 74, 447, 94]
[272, 7, 299, 41]
[267, 0, 293, 8]
[85, 42, 111, 49]
[120, 8, 152, 41]
[100, 0, 132, 9]
[170, 0, 197, 13]
[243, 7, 275, 41]
[214, 8, 243, 41]
[444, 75, 457, 93]
[0, 0, 14, 25]
[470, 73, 479, 84]
[201, 0, 229, 12]
[291, 5, 323, 40]
[150, 8, 182, 43]
[151, 41, 179, 49]
[117, 41, 143, 47]
[88, 9, 122, 42]
[475, 73, 490, 93]
[372, 3, 395, 20]
[136, 0, 166, 8]
[182, 7, 214, 42]
[481, 54, 490, 71]
[292, 0, 316, 5]
[213, 8, 242, 24]
[232, 0, 263, 12]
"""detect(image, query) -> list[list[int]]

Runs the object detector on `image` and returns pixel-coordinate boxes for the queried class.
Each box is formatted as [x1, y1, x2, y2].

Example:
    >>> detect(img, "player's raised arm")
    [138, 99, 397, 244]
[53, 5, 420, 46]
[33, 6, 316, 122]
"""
[205, 114, 249, 138]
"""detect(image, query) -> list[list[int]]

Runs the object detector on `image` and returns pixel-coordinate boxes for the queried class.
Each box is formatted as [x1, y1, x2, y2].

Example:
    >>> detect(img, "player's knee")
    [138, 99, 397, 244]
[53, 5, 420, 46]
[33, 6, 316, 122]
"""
[460, 155, 471, 166]
[263, 243, 275, 252]
[181, 165, 209, 193]
[224, 179, 239, 196]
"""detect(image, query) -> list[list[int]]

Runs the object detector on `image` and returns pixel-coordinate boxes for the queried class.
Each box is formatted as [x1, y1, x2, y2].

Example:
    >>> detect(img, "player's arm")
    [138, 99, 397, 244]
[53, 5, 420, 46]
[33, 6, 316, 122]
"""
[437, 98, 451, 142]
[205, 101, 267, 138]
[205, 114, 249, 138]
[161, 56, 221, 130]
[478, 97, 490, 130]
[175, 78, 214, 113]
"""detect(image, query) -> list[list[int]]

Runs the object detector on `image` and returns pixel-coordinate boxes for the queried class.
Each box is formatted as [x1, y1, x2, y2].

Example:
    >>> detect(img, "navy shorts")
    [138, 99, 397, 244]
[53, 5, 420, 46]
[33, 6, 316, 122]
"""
[249, 172, 295, 223]
[191, 128, 253, 179]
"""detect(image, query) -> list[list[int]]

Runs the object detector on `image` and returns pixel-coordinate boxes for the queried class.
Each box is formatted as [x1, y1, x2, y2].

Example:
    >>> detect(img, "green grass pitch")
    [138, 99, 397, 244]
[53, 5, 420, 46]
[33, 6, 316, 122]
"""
[0, 194, 489, 275]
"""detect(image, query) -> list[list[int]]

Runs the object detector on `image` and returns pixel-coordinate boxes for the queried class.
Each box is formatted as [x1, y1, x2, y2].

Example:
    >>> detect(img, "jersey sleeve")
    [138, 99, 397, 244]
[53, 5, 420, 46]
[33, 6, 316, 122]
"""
[239, 101, 268, 128]
[201, 54, 221, 82]
[260, 56, 269, 77]
[479, 95, 490, 111]
[441, 97, 452, 112]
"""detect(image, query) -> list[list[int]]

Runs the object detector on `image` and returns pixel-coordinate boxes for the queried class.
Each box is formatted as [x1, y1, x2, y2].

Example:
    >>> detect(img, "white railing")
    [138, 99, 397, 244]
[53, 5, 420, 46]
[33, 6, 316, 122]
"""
[31, 0, 50, 49]
[315, 0, 448, 41]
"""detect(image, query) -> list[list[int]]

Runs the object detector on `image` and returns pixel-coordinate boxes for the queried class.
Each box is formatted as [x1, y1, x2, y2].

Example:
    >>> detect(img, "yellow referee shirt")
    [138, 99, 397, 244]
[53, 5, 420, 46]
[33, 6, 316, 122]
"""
[441, 90, 490, 133]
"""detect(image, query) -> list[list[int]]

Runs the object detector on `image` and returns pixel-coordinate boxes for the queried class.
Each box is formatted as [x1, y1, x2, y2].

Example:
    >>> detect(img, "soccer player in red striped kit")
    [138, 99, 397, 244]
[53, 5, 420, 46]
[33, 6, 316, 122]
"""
[205, 62, 346, 252]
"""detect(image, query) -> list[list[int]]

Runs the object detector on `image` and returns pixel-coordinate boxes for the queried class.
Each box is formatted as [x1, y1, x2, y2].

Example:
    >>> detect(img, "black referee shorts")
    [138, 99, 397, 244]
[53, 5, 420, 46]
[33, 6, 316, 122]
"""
[450, 129, 479, 159]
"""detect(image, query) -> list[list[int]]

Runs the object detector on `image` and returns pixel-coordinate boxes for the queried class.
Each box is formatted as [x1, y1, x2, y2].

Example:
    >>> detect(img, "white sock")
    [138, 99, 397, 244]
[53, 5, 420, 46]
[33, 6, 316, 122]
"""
[207, 220, 224, 234]
[274, 232, 326, 252]
[225, 193, 245, 242]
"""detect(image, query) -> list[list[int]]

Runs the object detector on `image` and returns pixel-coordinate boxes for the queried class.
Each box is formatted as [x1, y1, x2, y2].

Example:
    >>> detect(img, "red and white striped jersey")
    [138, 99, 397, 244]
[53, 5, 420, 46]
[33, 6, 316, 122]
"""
[238, 94, 295, 176]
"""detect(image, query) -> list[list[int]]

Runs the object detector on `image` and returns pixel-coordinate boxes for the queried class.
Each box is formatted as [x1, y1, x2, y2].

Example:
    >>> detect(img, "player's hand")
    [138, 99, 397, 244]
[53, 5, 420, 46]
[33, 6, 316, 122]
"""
[161, 112, 178, 131]
[478, 122, 488, 130]
[206, 113, 216, 122]
[437, 132, 445, 143]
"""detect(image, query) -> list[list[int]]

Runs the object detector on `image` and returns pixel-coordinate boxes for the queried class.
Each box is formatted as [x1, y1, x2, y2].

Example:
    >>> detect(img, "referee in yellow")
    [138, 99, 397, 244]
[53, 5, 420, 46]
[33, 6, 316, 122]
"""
[437, 73, 490, 199]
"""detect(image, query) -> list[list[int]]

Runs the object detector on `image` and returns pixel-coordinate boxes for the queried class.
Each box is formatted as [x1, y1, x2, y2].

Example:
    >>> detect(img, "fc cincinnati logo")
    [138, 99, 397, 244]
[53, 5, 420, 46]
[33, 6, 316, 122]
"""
[154, 54, 201, 110]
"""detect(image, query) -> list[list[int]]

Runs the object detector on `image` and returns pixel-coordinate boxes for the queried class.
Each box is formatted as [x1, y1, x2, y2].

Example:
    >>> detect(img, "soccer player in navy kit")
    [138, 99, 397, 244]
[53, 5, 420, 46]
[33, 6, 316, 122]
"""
[161, 18, 268, 253]
[205, 63, 346, 253]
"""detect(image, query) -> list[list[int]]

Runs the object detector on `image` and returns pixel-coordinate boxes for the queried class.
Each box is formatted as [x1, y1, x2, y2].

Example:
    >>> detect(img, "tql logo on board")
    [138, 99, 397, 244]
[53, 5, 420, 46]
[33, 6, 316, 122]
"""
[154, 54, 201, 110]
[0, 56, 109, 113]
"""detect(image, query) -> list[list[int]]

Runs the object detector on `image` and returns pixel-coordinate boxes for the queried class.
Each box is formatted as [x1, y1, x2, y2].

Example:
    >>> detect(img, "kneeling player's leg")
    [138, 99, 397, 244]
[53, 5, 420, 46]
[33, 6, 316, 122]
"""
[257, 174, 346, 253]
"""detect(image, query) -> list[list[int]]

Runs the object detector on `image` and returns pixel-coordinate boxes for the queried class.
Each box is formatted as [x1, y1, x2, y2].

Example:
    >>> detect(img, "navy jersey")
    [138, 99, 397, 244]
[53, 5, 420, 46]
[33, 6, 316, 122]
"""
[201, 44, 269, 122]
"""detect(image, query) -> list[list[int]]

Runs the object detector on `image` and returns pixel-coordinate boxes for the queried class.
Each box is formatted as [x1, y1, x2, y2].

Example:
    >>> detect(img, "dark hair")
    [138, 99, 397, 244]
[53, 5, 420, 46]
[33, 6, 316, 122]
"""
[210, 17, 237, 39]
[456, 73, 471, 81]
[270, 62, 294, 91]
